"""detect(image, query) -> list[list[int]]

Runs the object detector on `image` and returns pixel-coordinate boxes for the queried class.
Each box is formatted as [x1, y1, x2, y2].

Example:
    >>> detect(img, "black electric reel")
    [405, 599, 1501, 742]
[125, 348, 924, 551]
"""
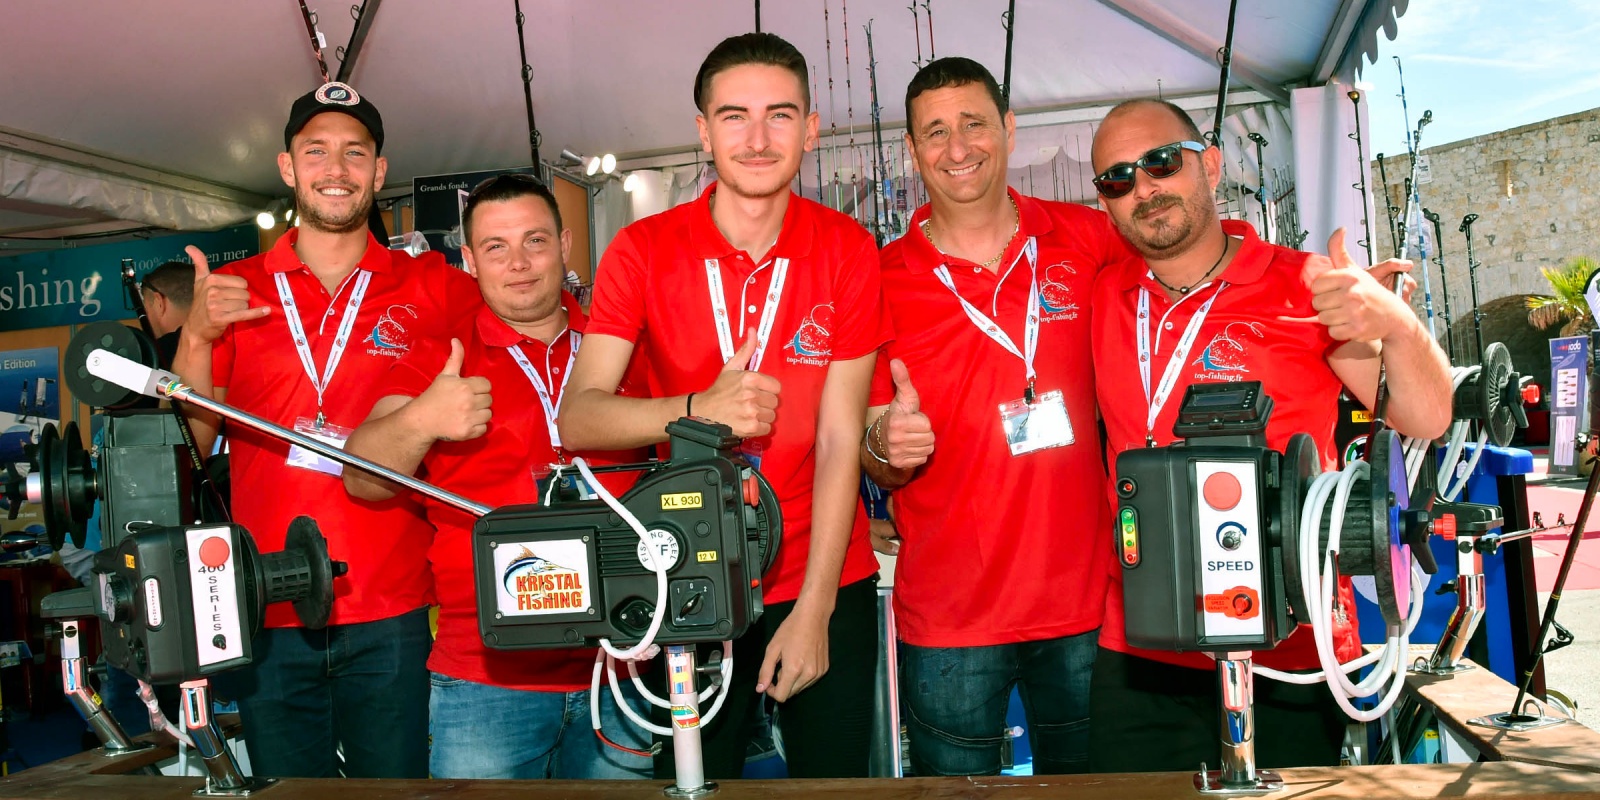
[1116, 382, 1419, 654]
[25, 421, 98, 551]
[1453, 342, 1528, 448]
[477, 417, 782, 651]
[40, 515, 345, 685]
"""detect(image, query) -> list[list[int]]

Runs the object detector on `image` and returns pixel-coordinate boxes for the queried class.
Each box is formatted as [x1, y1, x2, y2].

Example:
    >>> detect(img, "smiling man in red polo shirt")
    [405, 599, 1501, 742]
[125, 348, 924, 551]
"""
[1086, 98, 1452, 772]
[173, 83, 480, 779]
[863, 57, 1123, 777]
[560, 33, 886, 779]
[342, 175, 653, 780]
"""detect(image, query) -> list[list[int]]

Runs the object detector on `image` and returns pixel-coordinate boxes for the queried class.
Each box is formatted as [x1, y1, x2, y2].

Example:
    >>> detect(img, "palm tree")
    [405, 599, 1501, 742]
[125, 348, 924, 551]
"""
[1527, 256, 1599, 337]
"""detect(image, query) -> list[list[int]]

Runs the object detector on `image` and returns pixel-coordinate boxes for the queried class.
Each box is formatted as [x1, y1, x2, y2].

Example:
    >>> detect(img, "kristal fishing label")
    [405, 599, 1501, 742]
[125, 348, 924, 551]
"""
[493, 539, 592, 616]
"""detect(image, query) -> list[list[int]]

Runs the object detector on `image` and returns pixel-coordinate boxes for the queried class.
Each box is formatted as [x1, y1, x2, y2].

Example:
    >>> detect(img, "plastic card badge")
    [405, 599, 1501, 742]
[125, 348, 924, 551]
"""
[287, 417, 353, 477]
[998, 389, 1073, 456]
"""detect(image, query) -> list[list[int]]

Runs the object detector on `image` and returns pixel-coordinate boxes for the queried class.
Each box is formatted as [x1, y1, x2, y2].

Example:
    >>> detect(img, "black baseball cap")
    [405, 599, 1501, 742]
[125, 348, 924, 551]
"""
[283, 82, 385, 154]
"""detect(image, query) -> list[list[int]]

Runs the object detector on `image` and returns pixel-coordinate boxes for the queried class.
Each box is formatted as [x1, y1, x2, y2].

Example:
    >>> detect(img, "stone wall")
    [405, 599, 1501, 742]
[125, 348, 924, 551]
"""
[1369, 107, 1600, 328]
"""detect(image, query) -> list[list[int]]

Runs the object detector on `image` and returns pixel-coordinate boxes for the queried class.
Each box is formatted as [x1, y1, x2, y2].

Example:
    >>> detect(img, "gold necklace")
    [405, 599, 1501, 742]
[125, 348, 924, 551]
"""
[923, 197, 1020, 269]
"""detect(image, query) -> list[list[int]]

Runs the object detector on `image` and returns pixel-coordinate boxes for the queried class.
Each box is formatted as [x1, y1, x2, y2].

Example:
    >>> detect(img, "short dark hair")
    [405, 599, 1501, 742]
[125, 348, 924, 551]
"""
[904, 57, 1007, 132]
[460, 173, 563, 247]
[1105, 98, 1205, 144]
[694, 33, 810, 115]
[141, 261, 194, 309]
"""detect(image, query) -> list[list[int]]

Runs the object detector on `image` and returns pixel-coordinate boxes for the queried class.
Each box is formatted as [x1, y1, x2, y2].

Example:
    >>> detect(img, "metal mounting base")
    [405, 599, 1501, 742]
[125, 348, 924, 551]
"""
[1195, 766, 1284, 796]
[100, 740, 157, 757]
[193, 777, 277, 797]
[1468, 712, 1568, 732]
[1409, 661, 1475, 676]
[664, 780, 718, 798]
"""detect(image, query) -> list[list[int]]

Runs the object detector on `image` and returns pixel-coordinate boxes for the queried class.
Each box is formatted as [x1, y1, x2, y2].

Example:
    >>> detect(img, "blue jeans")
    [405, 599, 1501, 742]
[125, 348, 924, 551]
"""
[429, 671, 654, 779]
[901, 629, 1098, 776]
[216, 607, 431, 778]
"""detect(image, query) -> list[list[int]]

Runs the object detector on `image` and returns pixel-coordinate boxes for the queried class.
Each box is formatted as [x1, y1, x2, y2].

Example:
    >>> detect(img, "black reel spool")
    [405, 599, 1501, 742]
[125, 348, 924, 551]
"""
[26, 422, 98, 551]
[1275, 433, 1321, 626]
[238, 516, 344, 631]
[64, 321, 160, 410]
[1453, 342, 1527, 448]
[1286, 429, 1412, 628]
[743, 466, 783, 576]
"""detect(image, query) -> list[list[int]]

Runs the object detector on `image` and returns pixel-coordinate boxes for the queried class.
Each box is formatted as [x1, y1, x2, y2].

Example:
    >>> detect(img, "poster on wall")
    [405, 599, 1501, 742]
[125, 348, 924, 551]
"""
[0, 347, 60, 550]
[0, 225, 259, 334]
[1548, 335, 1588, 475]
[413, 167, 537, 269]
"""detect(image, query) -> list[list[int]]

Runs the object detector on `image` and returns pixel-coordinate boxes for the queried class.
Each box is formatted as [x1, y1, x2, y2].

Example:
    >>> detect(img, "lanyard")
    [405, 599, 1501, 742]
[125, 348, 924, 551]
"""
[1136, 281, 1227, 444]
[706, 257, 789, 372]
[507, 330, 581, 452]
[274, 270, 372, 427]
[932, 237, 1040, 399]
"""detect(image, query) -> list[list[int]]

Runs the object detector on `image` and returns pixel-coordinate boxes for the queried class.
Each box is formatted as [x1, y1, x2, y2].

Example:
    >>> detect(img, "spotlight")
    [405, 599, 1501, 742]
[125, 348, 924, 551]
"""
[256, 212, 275, 230]
[587, 157, 602, 176]
[623, 172, 642, 193]
[601, 153, 617, 175]
[559, 149, 585, 166]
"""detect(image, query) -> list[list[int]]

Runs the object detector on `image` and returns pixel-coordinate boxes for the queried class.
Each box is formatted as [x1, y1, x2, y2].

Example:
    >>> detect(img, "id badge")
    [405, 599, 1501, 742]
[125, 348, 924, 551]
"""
[998, 389, 1074, 456]
[740, 441, 764, 471]
[536, 465, 598, 503]
[286, 417, 353, 477]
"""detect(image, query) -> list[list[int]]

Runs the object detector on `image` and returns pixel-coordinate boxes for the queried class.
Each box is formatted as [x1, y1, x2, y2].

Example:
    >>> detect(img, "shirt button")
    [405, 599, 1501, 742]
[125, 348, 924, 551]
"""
[552, 366, 562, 374]
[1164, 322, 1174, 331]
[973, 267, 981, 273]
[747, 277, 756, 285]
[747, 305, 758, 313]
[326, 310, 335, 317]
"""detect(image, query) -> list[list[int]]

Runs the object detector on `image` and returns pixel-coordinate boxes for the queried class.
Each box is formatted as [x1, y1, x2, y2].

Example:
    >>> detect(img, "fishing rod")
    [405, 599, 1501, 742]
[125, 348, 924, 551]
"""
[1394, 56, 1438, 337]
[922, 0, 936, 60]
[512, 0, 543, 170]
[865, 19, 889, 246]
[1461, 213, 1486, 360]
[1376, 154, 1401, 258]
[824, 0, 840, 212]
[295, 0, 332, 84]
[909, 2, 922, 68]
[1425, 208, 1457, 362]
[813, 66, 824, 204]
[1001, 0, 1016, 107]
[1206, 0, 1242, 147]
[1248, 132, 1269, 239]
[1344, 90, 1382, 264]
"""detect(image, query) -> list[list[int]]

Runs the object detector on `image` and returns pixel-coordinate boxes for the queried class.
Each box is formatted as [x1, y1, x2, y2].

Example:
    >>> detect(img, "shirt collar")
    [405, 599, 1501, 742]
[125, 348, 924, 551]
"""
[264, 228, 394, 275]
[901, 187, 1052, 275]
[1114, 219, 1272, 292]
[688, 181, 815, 262]
[476, 291, 587, 348]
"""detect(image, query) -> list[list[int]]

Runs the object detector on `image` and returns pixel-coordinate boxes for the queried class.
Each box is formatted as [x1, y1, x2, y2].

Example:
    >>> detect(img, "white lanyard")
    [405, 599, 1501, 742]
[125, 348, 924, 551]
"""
[507, 331, 581, 451]
[932, 237, 1040, 397]
[1136, 281, 1227, 443]
[706, 257, 789, 372]
[274, 269, 372, 426]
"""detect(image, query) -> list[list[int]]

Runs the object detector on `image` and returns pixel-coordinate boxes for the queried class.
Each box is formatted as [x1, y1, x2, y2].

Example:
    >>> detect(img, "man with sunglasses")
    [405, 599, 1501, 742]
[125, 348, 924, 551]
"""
[1086, 99, 1452, 772]
[861, 56, 1127, 776]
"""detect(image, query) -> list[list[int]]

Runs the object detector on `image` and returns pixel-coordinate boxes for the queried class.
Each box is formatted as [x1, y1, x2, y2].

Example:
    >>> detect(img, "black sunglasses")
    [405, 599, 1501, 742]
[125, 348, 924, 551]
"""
[1093, 140, 1208, 199]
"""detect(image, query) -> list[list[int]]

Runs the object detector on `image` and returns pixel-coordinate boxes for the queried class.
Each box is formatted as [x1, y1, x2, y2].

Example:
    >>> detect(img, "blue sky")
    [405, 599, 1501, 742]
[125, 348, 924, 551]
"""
[1364, 0, 1600, 158]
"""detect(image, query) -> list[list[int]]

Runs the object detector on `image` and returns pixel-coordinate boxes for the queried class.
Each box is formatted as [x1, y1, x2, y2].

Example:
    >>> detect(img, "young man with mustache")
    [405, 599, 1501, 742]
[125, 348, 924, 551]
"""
[1086, 98, 1452, 771]
[561, 32, 887, 779]
[173, 82, 481, 778]
[342, 175, 654, 780]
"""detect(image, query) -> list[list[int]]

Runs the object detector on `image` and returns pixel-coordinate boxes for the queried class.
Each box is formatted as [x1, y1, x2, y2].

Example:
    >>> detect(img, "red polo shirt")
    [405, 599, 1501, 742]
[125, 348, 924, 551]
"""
[211, 229, 481, 628]
[586, 184, 888, 605]
[380, 296, 648, 691]
[867, 191, 1125, 647]
[1091, 220, 1360, 671]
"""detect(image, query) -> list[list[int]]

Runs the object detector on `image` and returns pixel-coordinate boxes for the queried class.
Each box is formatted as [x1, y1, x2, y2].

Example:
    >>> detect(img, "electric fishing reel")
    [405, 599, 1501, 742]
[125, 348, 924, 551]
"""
[476, 417, 781, 651]
[33, 516, 344, 685]
[1453, 342, 1528, 449]
[1115, 382, 1418, 653]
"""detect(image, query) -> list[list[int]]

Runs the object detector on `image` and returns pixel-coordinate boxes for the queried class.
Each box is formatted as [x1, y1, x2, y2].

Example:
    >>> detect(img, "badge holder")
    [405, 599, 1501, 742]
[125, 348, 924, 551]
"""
[999, 384, 1074, 457]
[286, 416, 353, 477]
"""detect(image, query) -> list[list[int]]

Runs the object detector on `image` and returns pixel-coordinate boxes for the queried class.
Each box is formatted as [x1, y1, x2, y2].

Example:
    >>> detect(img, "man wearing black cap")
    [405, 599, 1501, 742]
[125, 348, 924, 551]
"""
[174, 82, 481, 779]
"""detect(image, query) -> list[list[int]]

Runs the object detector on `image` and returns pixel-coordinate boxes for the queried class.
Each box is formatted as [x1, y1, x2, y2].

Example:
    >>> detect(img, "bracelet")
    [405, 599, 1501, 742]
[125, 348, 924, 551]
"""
[685, 392, 696, 419]
[864, 411, 891, 464]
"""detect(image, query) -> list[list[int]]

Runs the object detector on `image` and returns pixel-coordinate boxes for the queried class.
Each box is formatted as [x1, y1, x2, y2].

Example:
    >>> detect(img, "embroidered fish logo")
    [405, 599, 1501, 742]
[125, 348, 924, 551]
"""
[1194, 322, 1264, 372]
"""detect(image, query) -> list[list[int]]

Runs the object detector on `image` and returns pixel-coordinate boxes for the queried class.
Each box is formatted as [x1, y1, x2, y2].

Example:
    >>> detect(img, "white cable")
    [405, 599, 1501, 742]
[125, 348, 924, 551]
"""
[628, 642, 729, 707]
[593, 650, 671, 737]
[1442, 430, 1488, 502]
[572, 457, 667, 662]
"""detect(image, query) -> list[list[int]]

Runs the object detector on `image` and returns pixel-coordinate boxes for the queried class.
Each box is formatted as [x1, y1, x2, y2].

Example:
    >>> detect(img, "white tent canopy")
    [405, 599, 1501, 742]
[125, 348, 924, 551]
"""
[0, 0, 1407, 240]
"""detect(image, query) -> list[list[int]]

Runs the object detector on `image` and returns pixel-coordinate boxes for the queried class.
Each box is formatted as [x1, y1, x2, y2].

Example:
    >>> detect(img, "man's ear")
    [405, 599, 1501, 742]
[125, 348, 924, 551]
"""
[1202, 144, 1224, 193]
[461, 246, 479, 278]
[278, 152, 296, 189]
[559, 227, 574, 269]
[374, 155, 388, 192]
[696, 115, 713, 154]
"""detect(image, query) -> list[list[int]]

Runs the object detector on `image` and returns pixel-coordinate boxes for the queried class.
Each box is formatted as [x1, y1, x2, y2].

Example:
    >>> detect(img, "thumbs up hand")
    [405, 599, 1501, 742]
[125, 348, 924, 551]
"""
[413, 338, 493, 441]
[696, 330, 783, 438]
[877, 359, 935, 469]
[1293, 229, 1417, 343]
[185, 244, 271, 343]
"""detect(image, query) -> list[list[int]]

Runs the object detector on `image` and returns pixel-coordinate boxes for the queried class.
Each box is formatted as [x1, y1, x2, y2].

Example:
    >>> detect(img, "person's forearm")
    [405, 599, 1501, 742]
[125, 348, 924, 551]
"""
[560, 388, 690, 450]
[797, 417, 862, 615]
[172, 330, 221, 456]
[343, 403, 437, 501]
[859, 409, 915, 489]
[1378, 317, 1453, 440]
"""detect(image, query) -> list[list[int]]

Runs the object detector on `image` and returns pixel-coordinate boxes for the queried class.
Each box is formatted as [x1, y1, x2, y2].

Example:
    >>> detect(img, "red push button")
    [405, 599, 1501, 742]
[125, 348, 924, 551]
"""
[1202, 472, 1242, 511]
[199, 536, 230, 569]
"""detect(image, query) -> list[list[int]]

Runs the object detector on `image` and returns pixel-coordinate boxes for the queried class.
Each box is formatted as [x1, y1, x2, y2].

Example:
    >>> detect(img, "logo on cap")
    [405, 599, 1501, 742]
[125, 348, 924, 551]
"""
[314, 82, 361, 106]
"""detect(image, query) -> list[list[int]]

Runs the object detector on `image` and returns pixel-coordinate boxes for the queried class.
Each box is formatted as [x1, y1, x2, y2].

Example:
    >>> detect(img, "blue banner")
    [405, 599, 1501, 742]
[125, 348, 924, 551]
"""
[0, 225, 259, 333]
[1548, 335, 1588, 474]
